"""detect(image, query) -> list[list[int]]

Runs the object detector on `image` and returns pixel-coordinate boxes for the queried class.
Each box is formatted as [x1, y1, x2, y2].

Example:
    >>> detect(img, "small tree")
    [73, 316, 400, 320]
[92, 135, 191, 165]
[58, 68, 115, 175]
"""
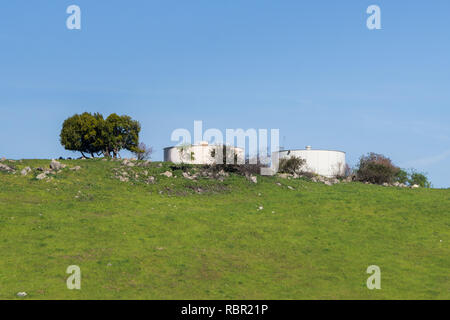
[133, 142, 153, 161]
[356, 153, 400, 184]
[278, 156, 307, 175]
[409, 171, 431, 188]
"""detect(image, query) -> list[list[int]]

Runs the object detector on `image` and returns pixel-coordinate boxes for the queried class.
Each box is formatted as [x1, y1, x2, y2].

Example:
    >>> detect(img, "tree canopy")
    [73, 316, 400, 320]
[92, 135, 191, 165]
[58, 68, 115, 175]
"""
[60, 112, 141, 158]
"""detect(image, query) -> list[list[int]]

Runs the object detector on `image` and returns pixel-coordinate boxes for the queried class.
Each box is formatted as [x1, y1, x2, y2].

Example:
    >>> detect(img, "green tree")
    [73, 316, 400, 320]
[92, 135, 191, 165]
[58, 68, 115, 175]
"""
[60, 112, 103, 158]
[60, 112, 141, 158]
[104, 114, 141, 158]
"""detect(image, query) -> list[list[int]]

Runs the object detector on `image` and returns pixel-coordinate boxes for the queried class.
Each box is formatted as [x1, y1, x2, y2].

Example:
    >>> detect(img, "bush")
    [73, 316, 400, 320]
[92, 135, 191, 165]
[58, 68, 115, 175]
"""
[409, 171, 431, 188]
[278, 156, 306, 175]
[356, 153, 400, 184]
[395, 169, 409, 184]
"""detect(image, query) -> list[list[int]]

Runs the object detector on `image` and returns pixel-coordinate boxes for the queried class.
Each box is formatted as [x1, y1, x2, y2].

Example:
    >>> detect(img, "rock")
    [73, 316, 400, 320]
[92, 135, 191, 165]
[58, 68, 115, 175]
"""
[382, 182, 389, 187]
[217, 169, 229, 177]
[278, 173, 291, 179]
[324, 181, 333, 186]
[36, 173, 47, 180]
[276, 182, 282, 186]
[287, 185, 294, 190]
[147, 176, 155, 184]
[70, 166, 81, 171]
[50, 160, 65, 170]
[157, 163, 163, 167]
[182, 172, 193, 180]
[0, 163, 14, 172]
[257, 206, 264, 211]
[16, 292, 27, 297]
[21, 167, 31, 176]
[160, 171, 173, 178]
[119, 176, 129, 182]
[411, 184, 420, 189]
[122, 159, 135, 167]
[248, 175, 257, 184]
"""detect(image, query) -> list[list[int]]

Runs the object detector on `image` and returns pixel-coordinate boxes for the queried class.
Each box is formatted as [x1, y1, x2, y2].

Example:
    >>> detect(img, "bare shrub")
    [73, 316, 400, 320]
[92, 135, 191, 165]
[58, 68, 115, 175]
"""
[133, 142, 153, 161]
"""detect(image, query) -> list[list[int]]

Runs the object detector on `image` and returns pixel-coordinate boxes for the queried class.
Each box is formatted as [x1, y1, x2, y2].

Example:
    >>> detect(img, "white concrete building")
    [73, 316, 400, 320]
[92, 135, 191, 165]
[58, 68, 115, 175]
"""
[164, 142, 244, 165]
[275, 146, 346, 177]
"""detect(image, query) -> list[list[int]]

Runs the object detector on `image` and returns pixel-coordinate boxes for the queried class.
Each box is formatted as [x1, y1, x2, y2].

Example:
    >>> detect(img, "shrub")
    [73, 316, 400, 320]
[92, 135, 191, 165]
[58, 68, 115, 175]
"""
[278, 156, 307, 175]
[409, 171, 431, 188]
[356, 153, 400, 184]
[395, 169, 409, 184]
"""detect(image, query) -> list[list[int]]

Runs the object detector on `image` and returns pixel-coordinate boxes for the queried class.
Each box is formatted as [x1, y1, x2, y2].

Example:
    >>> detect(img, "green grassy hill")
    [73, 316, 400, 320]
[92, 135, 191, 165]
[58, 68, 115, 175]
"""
[0, 159, 448, 299]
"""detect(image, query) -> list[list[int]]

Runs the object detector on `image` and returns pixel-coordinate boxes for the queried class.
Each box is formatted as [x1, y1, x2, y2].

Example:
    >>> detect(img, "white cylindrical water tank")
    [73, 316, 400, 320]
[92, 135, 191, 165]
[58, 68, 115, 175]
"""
[164, 143, 244, 165]
[276, 146, 346, 177]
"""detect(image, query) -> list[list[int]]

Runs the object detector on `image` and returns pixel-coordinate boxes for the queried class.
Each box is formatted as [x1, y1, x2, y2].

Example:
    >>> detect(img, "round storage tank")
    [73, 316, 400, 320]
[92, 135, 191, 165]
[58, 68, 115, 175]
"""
[276, 146, 346, 178]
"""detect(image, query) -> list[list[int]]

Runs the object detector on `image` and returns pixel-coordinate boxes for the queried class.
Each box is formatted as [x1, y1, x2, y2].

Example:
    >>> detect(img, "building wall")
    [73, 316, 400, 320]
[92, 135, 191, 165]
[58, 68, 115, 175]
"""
[164, 145, 244, 165]
[277, 149, 346, 177]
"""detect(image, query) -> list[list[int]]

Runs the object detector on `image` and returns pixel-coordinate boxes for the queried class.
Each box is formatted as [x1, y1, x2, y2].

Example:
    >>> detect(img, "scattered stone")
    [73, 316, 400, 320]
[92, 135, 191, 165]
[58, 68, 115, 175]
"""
[278, 173, 291, 179]
[36, 173, 47, 180]
[248, 175, 257, 184]
[50, 160, 66, 170]
[287, 186, 294, 190]
[0, 163, 14, 172]
[276, 182, 282, 186]
[70, 166, 81, 171]
[324, 181, 333, 186]
[182, 172, 193, 180]
[119, 176, 129, 182]
[16, 292, 27, 297]
[382, 182, 389, 187]
[257, 206, 264, 211]
[21, 167, 31, 176]
[147, 176, 155, 184]
[122, 159, 135, 167]
[160, 171, 173, 178]
[411, 184, 420, 189]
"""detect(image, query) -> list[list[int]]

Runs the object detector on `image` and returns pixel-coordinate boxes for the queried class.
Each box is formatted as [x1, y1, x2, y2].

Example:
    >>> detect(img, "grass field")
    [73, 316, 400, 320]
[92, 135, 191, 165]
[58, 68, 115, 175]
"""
[0, 159, 448, 299]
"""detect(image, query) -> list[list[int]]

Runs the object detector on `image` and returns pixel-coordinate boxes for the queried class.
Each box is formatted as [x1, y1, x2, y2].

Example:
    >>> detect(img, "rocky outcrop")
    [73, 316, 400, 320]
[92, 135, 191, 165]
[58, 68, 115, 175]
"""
[0, 163, 14, 173]
[50, 160, 66, 170]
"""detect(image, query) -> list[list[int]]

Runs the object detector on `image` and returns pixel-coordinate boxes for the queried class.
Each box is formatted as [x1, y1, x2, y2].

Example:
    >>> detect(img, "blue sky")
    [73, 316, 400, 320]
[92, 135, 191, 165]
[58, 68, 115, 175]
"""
[0, 1, 449, 187]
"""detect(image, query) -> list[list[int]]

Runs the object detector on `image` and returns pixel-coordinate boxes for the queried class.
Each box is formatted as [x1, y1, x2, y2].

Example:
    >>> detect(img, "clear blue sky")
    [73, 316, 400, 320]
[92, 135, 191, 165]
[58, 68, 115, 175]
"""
[0, 1, 449, 187]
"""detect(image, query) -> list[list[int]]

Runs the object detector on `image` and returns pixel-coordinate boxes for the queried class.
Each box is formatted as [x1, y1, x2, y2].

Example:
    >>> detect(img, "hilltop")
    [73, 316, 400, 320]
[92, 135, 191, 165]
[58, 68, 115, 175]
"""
[0, 158, 448, 299]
